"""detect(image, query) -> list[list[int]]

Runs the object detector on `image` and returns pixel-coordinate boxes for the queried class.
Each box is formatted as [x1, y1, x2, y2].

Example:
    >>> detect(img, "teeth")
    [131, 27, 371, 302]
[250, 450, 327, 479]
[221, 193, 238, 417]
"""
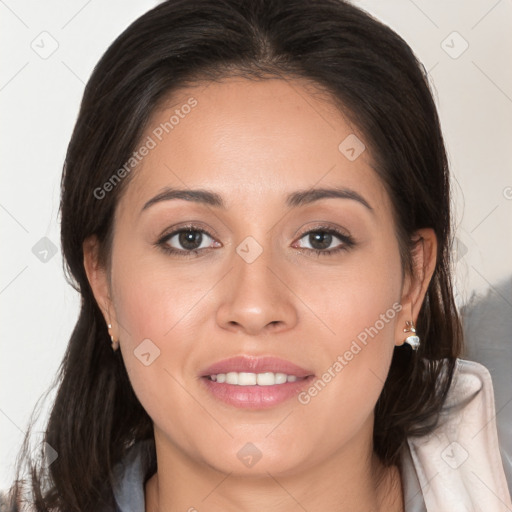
[208, 371, 302, 386]
[239, 372, 257, 385]
[224, 372, 236, 384]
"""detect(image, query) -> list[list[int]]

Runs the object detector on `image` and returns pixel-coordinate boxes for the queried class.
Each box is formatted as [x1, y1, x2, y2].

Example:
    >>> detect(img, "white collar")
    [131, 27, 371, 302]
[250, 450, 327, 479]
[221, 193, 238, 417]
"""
[406, 359, 512, 511]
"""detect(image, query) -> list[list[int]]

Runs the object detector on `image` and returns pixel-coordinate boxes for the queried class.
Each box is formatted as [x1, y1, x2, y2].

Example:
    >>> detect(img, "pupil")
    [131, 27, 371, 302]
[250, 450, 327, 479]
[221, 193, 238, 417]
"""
[310, 232, 331, 250]
[179, 230, 202, 250]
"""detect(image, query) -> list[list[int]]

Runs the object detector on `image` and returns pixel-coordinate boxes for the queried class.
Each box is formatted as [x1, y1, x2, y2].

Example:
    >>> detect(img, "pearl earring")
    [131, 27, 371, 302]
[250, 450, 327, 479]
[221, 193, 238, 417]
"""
[107, 323, 119, 352]
[403, 320, 420, 350]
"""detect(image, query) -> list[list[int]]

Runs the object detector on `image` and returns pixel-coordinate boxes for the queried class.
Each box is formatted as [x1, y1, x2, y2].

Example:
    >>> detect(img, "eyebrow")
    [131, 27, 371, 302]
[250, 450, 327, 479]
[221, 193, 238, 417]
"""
[140, 186, 374, 214]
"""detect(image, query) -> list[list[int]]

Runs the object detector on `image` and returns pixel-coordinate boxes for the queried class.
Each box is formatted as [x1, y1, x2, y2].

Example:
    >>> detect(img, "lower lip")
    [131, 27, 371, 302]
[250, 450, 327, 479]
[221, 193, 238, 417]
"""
[201, 376, 314, 409]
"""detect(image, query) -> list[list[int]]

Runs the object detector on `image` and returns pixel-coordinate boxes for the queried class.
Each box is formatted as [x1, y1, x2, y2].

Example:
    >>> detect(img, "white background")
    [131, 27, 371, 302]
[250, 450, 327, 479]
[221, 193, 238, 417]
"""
[1, 0, 511, 490]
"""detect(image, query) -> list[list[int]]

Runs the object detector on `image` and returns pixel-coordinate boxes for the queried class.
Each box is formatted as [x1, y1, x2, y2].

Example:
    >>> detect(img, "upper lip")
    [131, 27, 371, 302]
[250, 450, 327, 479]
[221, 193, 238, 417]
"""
[200, 356, 314, 378]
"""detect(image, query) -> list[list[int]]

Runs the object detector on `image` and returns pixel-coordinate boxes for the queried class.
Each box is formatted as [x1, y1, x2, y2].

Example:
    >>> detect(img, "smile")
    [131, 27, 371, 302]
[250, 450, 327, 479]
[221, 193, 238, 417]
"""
[208, 371, 304, 386]
[200, 356, 315, 409]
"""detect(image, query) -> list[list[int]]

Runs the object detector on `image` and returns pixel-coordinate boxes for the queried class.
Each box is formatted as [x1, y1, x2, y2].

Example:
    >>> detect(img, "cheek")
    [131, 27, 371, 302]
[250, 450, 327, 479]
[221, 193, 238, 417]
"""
[110, 256, 213, 453]
[299, 236, 402, 353]
[110, 240, 210, 345]
[293, 238, 403, 423]
[108, 239, 225, 407]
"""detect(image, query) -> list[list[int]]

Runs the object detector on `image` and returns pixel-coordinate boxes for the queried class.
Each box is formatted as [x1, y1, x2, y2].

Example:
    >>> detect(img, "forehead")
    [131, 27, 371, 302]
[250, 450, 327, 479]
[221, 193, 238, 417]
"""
[117, 76, 389, 218]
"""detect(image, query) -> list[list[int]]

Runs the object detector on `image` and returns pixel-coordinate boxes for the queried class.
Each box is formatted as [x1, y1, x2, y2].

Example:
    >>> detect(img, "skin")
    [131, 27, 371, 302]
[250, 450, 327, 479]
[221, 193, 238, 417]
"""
[84, 76, 437, 512]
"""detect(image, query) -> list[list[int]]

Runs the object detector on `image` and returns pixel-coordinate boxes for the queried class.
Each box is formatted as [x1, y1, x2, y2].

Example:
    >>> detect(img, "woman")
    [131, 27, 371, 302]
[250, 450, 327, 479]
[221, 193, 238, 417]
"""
[6, 0, 511, 510]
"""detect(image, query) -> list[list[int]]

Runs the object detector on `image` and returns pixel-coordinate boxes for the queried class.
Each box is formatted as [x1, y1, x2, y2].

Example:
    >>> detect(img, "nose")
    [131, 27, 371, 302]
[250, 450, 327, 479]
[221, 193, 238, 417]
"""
[215, 242, 299, 336]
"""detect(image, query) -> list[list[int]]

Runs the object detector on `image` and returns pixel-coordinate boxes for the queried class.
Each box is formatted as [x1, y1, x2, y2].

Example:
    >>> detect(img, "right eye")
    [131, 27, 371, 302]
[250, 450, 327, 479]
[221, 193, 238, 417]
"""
[156, 226, 220, 257]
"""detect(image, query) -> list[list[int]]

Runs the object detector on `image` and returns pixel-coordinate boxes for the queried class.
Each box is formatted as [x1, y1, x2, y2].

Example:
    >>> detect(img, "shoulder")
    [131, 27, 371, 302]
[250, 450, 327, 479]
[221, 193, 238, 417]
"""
[461, 277, 512, 491]
[111, 439, 156, 512]
[404, 357, 512, 511]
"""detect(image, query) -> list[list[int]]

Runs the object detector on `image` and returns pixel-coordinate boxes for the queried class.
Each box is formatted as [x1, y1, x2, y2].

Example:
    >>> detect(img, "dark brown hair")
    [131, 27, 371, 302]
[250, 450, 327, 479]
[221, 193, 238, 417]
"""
[8, 0, 463, 509]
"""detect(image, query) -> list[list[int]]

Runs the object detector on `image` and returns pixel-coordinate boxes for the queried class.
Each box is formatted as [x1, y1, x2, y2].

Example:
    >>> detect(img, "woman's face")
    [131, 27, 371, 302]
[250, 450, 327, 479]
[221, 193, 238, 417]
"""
[87, 77, 432, 476]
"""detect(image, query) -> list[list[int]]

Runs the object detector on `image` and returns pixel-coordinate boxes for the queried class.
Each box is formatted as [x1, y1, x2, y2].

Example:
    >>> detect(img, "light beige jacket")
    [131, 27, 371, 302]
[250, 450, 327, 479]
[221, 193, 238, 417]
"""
[401, 359, 512, 512]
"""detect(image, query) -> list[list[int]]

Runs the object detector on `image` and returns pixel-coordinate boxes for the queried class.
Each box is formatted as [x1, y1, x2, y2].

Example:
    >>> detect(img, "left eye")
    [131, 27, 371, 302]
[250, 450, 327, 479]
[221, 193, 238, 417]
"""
[294, 228, 354, 254]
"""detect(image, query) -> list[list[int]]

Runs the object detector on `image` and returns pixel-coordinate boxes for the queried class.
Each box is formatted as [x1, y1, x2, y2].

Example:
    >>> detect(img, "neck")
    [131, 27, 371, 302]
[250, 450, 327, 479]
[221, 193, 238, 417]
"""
[144, 428, 403, 512]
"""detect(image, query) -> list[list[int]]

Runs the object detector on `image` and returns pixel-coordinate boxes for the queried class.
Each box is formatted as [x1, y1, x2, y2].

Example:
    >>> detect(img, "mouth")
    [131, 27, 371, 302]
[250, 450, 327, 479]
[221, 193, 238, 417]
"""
[207, 371, 305, 385]
[200, 356, 315, 409]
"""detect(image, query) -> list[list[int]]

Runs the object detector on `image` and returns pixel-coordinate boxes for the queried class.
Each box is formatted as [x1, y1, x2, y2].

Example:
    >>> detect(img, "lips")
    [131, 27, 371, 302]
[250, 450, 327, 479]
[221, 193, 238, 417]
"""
[200, 356, 315, 409]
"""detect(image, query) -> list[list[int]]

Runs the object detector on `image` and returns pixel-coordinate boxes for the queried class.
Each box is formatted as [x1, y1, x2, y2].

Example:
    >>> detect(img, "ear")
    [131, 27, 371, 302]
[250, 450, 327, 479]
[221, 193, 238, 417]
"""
[395, 228, 437, 347]
[83, 235, 119, 341]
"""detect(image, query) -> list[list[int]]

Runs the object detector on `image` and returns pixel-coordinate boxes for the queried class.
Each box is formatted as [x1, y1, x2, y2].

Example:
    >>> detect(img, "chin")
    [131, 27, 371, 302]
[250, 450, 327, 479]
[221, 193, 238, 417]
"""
[193, 435, 314, 478]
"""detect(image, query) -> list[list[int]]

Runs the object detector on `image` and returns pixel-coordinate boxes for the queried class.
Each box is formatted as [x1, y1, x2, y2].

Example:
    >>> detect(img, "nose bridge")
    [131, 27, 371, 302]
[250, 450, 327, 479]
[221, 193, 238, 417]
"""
[234, 234, 275, 294]
[215, 233, 298, 334]
[232, 233, 282, 307]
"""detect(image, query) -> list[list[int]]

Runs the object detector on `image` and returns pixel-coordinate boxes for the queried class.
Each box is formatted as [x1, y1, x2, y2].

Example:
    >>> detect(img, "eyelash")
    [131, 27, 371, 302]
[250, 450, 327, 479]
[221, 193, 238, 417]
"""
[155, 223, 355, 258]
